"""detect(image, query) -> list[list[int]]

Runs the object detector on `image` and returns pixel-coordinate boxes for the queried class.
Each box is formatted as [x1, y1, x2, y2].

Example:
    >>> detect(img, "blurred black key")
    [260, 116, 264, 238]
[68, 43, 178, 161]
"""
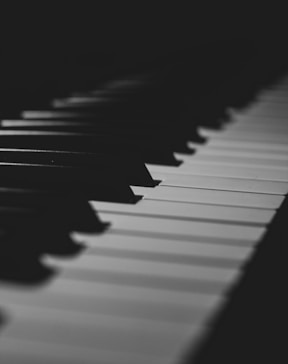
[0, 130, 180, 166]
[0, 187, 108, 233]
[22, 107, 224, 130]
[0, 122, 197, 153]
[0, 206, 80, 232]
[1, 119, 206, 146]
[0, 163, 139, 203]
[0, 148, 157, 187]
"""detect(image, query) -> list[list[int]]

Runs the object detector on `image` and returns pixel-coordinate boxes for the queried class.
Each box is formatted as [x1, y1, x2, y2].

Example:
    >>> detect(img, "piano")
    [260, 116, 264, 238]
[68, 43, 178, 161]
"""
[0, 6, 287, 363]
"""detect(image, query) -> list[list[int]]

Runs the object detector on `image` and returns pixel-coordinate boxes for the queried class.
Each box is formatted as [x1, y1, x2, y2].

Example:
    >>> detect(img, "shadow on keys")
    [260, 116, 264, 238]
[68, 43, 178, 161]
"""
[0, 198, 109, 330]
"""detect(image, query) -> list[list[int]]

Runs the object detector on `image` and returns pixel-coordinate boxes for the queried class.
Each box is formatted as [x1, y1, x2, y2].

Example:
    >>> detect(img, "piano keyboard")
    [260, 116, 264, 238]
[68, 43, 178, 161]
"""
[0, 68, 287, 364]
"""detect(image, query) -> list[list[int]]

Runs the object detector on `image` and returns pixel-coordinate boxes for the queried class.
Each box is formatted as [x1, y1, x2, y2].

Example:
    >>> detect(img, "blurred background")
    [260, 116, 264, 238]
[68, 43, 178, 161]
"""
[1, 3, 287, 88]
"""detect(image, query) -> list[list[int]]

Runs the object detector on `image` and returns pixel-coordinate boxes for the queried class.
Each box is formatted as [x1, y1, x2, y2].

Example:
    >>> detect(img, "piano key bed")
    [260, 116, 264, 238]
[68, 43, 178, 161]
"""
[0, 66, 287, 364]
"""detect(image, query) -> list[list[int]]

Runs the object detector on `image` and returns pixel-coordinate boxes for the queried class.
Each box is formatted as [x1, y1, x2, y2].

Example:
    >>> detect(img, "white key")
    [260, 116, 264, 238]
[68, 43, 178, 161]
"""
[47, 253, 240, 284]
[151, 172, 288, 194]
[0, 278, 223, 310]
[246, 105, 288, 117]
[0, 337, 173, 364]
[199, 128, 288, 143]
[2, 305, 203, 359]
[0, 287, 220, 327]
[73, 232, 254, 261]
[181, 154, 288, 170]
[232, 120, 288, 130]
[132, 185, 284, 209]
[99, 212, 266, 242]
[92, 200, 275, 224]
[190, 148, 288, 161]
[196, 139, 288, 153]
[225, 122, 288, 132]
[148, 163, 288, 182]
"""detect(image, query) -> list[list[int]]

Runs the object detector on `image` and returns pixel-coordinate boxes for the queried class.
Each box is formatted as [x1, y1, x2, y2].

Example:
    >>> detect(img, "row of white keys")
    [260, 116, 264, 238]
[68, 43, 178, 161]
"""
[221, 118, 288, 131]
[193, 138, 288, 153]
[1, 84, 288, 363]
[92, 200, 275, 224]
[186, 143, 288, 161]
[0, 232, 230, 364]
[179, 153, 288, 169]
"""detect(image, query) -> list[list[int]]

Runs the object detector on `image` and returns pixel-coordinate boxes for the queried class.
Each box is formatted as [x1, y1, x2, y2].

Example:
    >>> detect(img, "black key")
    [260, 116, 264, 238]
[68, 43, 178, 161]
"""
[1, 119, 206, 147]
[0, 148, 157, 187]
[0, 130, 180, 166]
[0, 188, 108, 233]
[0, 122, 196, 154]
[22, 107, 223, 130]
[0, 163, 140, 204]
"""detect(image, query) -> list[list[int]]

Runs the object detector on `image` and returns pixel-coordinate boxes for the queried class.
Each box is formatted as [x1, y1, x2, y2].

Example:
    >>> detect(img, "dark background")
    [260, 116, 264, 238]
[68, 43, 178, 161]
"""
[1, 3, 287, 88]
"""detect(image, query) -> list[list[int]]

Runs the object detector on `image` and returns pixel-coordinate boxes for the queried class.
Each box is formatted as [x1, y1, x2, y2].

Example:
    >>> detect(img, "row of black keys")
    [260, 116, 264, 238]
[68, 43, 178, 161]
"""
[1, 44, 287, 252]
[1, 41, 288, 362]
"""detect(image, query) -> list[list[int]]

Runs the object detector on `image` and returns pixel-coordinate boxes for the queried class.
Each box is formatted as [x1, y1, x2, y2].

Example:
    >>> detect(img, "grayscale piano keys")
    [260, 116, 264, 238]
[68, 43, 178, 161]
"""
[0, 77, 288, 364]
[92, 200, 276, 224]
[136, 173, 288, 194]
[195, 138, 288, 153]
[148, 161, 288, 181]
[131, 186, 283, 209]
[187, 147, 288, 162]
[182, 151, 288, 168]
[222, 120, 288, 132]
